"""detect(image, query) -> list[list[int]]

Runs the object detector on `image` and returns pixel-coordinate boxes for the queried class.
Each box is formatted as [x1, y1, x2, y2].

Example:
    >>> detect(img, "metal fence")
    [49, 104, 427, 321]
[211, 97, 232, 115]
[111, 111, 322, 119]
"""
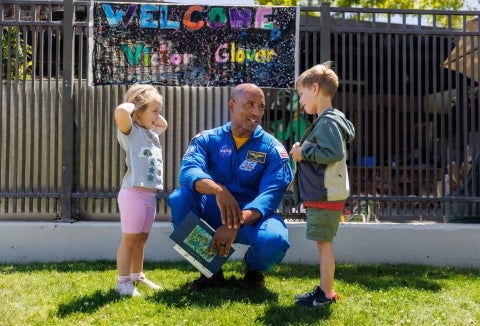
[1, 1, 479, 222]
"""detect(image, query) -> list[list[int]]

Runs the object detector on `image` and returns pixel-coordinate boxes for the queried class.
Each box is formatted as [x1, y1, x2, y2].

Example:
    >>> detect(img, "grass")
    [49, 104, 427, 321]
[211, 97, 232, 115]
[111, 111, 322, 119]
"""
[1, 260, 479, 326]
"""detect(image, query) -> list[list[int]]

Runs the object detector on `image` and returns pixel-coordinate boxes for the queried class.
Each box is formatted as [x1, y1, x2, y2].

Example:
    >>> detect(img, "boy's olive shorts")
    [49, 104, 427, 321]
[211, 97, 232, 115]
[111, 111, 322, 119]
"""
[305, 207, 341, 242]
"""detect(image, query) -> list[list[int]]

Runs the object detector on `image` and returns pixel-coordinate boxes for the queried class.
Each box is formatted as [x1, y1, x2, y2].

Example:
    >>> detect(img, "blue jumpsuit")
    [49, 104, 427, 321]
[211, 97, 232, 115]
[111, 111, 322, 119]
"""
[168, 122, 293, 272]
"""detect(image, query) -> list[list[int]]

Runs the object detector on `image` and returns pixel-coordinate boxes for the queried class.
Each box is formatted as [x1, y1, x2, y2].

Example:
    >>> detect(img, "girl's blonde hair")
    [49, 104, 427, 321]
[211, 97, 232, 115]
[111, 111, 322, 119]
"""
[124, 84, 163, 112]
[295, 61, 339, 99]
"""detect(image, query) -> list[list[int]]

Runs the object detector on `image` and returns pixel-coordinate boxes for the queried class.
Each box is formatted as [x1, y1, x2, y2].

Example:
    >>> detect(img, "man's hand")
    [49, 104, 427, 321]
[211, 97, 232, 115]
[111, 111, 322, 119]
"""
[210, 225, 238, 257]
[216, 185, 244, 229]
[194, 179, 260, 229]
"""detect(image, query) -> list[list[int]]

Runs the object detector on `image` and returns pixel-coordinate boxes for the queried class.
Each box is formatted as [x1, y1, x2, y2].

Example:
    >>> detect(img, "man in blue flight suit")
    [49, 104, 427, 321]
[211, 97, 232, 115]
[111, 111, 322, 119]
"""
[168, 83, 293, 291]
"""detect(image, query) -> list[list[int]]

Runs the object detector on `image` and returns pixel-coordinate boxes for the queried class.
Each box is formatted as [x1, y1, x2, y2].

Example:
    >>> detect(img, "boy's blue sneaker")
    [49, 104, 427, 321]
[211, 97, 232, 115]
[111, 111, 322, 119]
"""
[294, 286, 337, 307]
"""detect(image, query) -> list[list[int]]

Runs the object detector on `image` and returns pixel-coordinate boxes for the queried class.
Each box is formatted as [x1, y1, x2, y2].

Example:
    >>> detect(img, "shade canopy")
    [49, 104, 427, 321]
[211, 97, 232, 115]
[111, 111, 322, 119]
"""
[444, 18, 479, 82]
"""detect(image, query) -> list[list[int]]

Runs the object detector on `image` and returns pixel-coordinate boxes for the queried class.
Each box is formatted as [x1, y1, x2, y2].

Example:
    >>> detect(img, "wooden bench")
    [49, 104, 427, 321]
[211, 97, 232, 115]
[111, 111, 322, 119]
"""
[349, 166, 443, 196]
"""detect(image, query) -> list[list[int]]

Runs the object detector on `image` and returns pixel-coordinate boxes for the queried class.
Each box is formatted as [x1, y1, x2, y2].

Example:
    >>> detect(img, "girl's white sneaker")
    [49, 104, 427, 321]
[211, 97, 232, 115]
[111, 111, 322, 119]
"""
[134, 275, 163, 290]
[115, 281, 141, 297]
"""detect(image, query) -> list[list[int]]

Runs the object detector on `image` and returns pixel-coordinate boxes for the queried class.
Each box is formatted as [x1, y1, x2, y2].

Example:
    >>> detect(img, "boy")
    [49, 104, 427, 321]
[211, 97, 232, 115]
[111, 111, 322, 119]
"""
[289, 62, 355, 307]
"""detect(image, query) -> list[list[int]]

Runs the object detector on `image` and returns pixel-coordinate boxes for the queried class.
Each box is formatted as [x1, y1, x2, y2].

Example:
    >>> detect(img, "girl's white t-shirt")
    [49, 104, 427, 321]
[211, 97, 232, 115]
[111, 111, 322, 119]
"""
[117, 123, 164, 190]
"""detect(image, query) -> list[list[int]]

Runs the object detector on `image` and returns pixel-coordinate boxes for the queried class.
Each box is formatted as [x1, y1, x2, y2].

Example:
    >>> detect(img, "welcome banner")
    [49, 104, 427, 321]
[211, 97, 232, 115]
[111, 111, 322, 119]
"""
[93, 3, 298, 88]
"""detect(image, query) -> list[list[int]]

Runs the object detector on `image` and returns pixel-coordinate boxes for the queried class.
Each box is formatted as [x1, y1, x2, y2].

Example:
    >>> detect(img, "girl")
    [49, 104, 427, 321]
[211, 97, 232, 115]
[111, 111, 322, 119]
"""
[114, 84, 168, 297]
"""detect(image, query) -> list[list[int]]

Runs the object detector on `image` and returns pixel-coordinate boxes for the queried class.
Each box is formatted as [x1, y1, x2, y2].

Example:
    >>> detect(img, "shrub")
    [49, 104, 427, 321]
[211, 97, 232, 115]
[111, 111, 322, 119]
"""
[2, 26, 33, 80]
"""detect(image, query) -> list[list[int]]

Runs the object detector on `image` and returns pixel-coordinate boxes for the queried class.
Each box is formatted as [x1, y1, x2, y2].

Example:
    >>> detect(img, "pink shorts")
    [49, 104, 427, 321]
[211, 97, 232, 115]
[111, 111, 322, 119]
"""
[118, 187, 157, 234]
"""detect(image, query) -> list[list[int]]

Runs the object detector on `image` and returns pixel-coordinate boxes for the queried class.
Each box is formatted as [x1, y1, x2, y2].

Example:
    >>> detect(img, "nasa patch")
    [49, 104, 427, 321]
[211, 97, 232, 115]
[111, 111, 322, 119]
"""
[239, 160, 257, 171]
[219, 145, 233, 158]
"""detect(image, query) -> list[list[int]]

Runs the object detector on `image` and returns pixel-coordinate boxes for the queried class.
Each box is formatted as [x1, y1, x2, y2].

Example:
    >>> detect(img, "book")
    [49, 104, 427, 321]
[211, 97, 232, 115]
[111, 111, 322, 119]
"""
[169, 212, 235, 278]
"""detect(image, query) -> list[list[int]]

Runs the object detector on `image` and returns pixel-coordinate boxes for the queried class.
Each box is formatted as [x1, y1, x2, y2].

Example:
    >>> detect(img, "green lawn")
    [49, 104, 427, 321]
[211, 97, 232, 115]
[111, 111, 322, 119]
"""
[1, 260, 479, 325]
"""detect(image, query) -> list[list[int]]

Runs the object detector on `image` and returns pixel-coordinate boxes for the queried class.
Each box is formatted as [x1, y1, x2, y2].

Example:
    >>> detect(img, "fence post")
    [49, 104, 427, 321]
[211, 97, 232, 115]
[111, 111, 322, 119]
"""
[320, 2, 332, 63]
[61, 0, 75, 222]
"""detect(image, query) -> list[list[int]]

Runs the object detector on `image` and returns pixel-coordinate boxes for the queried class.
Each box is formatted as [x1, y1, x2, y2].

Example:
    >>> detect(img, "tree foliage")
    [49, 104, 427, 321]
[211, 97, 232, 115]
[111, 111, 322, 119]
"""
[254, 0, 476, 27]
[2, 27, 32, 80]
[255, 0, 472, 10]
[335, 0, 465, 10]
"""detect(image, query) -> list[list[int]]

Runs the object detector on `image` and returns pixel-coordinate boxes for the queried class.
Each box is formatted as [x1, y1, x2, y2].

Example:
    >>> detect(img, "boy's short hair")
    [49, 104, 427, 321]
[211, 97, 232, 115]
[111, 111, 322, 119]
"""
[295, 61, 339, 99]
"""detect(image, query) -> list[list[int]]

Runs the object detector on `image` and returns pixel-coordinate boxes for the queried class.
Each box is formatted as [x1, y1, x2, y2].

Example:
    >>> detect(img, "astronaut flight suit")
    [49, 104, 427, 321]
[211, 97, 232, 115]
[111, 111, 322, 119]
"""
[168, 122, 293, 272]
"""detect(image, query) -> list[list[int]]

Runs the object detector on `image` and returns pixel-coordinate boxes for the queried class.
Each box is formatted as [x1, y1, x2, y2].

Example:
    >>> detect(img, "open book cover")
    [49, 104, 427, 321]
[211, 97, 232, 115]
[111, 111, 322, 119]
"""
[169, 212, 235, 278]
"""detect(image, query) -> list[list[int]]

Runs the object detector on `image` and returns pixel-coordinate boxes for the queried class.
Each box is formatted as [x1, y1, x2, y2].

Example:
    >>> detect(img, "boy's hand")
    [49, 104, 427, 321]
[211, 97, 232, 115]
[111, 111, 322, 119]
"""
[290, 142, 303, 162]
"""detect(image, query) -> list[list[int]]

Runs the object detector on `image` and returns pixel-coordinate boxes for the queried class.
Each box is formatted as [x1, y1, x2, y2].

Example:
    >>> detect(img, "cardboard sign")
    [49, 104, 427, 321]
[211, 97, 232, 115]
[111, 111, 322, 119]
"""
[169, 212, 235, 277]
[93, 3, 298, 88]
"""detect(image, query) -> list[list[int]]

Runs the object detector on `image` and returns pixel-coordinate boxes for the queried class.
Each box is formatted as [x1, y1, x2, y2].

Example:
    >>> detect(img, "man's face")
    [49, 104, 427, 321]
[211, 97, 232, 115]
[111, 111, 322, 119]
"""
[229, 89, 265, 138]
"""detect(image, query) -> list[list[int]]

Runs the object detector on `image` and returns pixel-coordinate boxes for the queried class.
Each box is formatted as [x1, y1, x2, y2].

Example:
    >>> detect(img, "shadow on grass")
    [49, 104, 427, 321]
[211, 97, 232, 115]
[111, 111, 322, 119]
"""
[147, 273, 333, 325]
[21, 260, 478, 324]
[149, 275, 278, 307]
[335, 264, 446, 291]
[56, 289, 120, 317]
[260, 304, 333, 324]
[269, 263, 469, 292]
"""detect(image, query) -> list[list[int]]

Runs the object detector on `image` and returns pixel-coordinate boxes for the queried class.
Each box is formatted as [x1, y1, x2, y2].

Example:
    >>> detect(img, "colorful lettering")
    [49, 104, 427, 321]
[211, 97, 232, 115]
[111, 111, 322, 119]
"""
[215, 43, 229, 63]
[229, 8, 252, 29]
[121, 43, 144, 66]
[160, 6, 180, 29]
[208, 7, 228, 29]
[183, 6, 204, 31]
[143, 46, 151, 66]
[101, 5, 278, 31]
[255, 8, 273, 29]
[225, 42, 276, 64]
[94, 4, 296, 88]
[140, 5, 158, 28]
[122, 5, 137, 26]
[102, 4, 124, 27]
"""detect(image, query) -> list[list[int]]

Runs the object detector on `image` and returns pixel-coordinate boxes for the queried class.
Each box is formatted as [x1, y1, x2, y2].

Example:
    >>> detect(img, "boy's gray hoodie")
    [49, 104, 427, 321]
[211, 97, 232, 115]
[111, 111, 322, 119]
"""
[293, 108, 355, 204]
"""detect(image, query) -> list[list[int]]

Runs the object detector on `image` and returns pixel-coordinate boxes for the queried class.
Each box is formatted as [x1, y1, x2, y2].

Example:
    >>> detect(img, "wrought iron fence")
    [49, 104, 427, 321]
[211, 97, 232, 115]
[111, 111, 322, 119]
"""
[1, 1, 479, 222]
